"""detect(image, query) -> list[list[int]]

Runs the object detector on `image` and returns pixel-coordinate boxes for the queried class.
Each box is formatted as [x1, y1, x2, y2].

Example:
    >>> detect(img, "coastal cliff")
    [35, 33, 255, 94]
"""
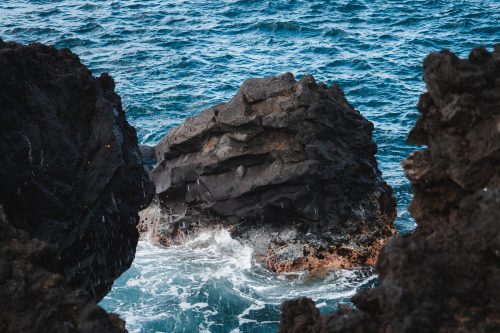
[141, 72, 396, 273]
[280, 46, 500, 332]
[0, 40, 154, 331]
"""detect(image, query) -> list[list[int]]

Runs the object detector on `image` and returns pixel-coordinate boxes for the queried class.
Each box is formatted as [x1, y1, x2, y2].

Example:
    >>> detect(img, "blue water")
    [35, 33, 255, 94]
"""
[1, 1, 499, 332]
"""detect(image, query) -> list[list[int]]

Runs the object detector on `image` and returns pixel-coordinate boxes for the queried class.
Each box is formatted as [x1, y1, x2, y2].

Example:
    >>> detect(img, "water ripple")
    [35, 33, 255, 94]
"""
[1, 1, 499, 332]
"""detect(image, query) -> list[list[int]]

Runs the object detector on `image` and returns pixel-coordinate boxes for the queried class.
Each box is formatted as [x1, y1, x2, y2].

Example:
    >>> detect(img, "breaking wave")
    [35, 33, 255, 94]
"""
[101, 230, 377, 332]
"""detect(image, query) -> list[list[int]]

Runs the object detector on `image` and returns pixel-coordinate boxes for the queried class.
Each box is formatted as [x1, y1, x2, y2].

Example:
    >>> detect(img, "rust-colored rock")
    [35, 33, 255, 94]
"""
[267, 238, 387, 273]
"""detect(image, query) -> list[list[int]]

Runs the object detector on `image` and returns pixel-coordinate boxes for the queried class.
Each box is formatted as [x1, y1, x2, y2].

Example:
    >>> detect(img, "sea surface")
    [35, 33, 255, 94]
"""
[1, 1, 499, 332]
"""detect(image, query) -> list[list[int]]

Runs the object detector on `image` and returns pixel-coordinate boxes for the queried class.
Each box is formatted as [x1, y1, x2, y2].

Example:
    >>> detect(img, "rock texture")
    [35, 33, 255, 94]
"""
[0, 206, 126, 333]
[280, 46, 500, 332]
[0, 40, 154, 301]
[144, 72, 396, 272]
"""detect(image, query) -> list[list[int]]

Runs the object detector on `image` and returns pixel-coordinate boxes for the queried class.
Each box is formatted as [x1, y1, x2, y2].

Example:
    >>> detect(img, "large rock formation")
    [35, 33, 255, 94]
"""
[0, 40, 155, 301]
[0, 206, 126, 333]
[143, 72, 396, 272]
[280, 46, 500, 332]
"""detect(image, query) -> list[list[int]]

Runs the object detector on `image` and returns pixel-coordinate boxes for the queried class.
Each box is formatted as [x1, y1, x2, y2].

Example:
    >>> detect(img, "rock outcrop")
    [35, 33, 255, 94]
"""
[0, 206, 126, 333]
[144, 72, 396, 272]
[280, 46, 500, 332]
[0, 40, 155, 301]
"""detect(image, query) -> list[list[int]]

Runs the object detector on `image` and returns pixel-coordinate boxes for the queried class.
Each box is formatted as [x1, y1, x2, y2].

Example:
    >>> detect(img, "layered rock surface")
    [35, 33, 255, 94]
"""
[280, 46, 500, 332]
[0, 40, 154, 302]
[143, 72, 396, 272]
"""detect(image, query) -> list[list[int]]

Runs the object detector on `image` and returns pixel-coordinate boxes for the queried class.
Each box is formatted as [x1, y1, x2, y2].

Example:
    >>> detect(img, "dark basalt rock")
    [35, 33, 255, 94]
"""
[0, 40, 155, 301]
[144, 72, 396, 272]
[280, 46, 500, 332]
[0, 206, 126, 333]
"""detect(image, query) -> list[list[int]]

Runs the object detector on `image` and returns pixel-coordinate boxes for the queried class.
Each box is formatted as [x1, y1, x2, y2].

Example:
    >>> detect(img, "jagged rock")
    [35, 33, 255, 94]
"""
[0, 206, 127, 333]
[144, 72, 396, 272]
[280, 298, 320, 333]
[0, 40, 155, 301]
[280, 46, 500, 332]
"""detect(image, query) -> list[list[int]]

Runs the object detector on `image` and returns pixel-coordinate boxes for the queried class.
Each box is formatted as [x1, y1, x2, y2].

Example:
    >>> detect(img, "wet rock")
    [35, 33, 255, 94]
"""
[280, 298, 320, 333]
[0, 40, 155, 301]
[139, 144, 157, 174]
[138, 198, 191, 245]
[144, 72, 396, 272]
[0, 206, 126, 333]
[280, 46, 500, 332]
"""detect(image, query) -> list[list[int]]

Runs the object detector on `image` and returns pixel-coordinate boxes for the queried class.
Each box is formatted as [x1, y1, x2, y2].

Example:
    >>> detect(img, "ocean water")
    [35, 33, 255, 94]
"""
[1, 1, 499, 332]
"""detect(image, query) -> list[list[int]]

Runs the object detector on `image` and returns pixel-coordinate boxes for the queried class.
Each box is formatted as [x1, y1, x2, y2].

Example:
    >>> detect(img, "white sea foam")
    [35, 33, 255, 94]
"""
[101, 230, 377, 332]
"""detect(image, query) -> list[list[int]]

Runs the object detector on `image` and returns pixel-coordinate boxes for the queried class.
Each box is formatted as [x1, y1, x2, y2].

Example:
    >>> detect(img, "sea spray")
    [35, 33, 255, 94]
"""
[101, 230, 377, 332]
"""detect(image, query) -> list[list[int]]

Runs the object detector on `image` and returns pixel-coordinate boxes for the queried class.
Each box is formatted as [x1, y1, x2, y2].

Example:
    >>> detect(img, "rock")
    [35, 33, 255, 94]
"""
[280, 298, 320, 333]
[280, 46, 500, 332]
[280, 296, 380, 333]
[0, 206, 127, 333]
[139, 144, 157, 174]
[144, 72, 396, 272]
[0, 40, 155, 301]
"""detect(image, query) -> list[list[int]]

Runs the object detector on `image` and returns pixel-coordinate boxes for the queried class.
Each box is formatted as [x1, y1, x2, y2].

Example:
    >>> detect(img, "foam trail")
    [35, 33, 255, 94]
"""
[101, 230, 377, 332]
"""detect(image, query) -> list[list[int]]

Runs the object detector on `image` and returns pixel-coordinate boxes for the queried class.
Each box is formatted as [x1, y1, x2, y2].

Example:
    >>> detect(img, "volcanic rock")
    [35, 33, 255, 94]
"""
[0, 206, 126, 333]
[280, 46, 500, 332]
[0, 40, 155, 301]
[143, 72, 396, 272]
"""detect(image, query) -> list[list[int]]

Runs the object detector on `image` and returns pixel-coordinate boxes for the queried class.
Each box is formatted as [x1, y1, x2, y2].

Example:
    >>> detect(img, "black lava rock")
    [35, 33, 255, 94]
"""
[0, 41, 155, 301]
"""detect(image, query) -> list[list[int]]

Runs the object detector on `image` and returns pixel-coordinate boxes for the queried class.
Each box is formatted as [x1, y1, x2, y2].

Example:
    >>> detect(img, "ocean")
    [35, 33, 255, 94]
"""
[1, 1, 499, 332]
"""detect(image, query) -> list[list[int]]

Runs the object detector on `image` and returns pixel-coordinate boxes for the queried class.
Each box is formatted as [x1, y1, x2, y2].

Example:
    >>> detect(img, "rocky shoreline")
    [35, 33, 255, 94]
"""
[1, 38, 498, 333]
[139, 72, 396, 274]
[280, 46, 500, 332]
